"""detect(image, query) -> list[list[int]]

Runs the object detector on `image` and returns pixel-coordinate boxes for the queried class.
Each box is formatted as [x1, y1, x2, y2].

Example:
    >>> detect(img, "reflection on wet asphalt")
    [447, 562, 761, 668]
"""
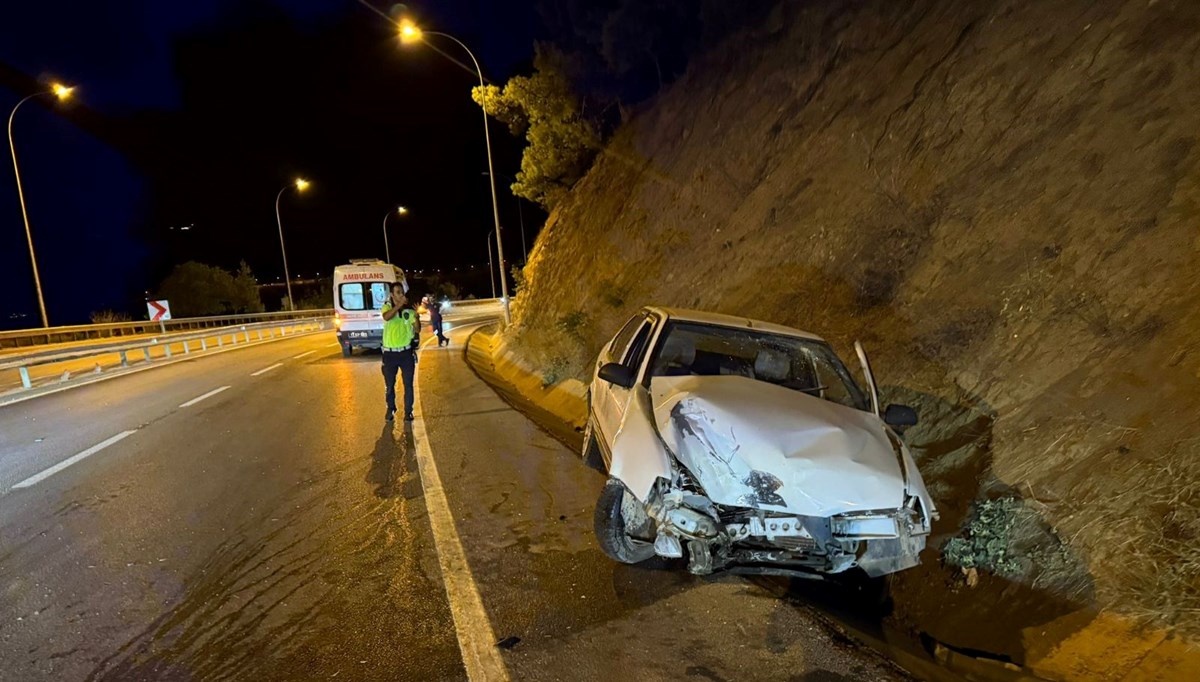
[0, 335, 463, 682]
[88, 424, 453, 681]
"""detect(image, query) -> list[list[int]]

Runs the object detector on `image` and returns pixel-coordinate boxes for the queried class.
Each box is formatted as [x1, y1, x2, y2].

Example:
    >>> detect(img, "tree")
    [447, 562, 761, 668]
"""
[473, 46, 601, 209]
[155, 261, 264, 317]
[423, 275, 461, 302]
[231, 260, 266, 313]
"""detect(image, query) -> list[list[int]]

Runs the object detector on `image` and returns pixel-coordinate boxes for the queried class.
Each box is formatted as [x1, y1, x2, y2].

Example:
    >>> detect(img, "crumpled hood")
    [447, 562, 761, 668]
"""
[651, 375, 906, 517]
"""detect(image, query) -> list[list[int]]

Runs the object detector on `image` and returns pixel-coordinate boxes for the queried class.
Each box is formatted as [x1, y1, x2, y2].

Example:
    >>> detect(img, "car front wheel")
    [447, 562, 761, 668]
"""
[581, 418, 605, 472]
[594, 479, 656, 564]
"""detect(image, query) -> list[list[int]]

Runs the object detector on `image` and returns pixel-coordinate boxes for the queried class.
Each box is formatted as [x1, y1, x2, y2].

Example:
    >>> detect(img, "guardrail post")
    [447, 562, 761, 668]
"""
[257, 330, 263, 340]
[182, 340, 190, 354]
[164, 344, 172, 358]
[143, 347, 152, 362]
[18, 366, 31, 389]
[119, 350, 129, 367]
[243, 330, 251, 343]
[217, 335, 223, 347]
[201, 338, 207, 351]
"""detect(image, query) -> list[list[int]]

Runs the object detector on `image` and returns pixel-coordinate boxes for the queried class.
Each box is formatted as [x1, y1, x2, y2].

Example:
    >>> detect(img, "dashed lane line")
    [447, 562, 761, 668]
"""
[250, 363, 282, 377]
[11, 430, 137, 490]
[179, 385, 231, 408]
[293, 350, 316, 359]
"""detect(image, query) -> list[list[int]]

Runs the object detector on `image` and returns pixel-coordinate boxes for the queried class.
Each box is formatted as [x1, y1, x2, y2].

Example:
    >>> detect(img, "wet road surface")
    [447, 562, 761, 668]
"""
[0, 320, 910, 681]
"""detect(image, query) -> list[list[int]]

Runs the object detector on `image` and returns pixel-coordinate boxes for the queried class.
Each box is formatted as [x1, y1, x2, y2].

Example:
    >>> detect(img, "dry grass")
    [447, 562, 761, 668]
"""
[1101, 442, 1200, 634]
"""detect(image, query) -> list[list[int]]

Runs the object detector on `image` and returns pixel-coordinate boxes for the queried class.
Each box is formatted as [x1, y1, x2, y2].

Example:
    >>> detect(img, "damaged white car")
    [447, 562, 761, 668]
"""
[583, 307, 937, 580]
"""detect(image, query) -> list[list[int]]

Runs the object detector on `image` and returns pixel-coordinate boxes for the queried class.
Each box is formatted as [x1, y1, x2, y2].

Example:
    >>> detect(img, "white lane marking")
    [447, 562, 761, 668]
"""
[410, 347, 510, 682]
[293, 350, 316, 359]
[250, 363, 283, 377]
[179, 385, 231, 408]
[12, 430, 137, 490]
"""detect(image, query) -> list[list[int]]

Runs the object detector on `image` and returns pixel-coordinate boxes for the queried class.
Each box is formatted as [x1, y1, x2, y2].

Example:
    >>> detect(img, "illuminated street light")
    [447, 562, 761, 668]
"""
[399, 20, 511, 323]
[275, 178, 310, 311]
[383, 204, 409, 264]
[7, 81, 77, 328]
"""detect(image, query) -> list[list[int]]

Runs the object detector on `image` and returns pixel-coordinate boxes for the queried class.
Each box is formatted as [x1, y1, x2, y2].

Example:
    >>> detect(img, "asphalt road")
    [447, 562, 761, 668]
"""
[0, 319, 910, 681]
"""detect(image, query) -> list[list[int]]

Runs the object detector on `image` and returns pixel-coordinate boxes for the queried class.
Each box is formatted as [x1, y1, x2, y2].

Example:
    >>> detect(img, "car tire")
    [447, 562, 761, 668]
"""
[581, 419, 605, 472]
[594, 479, 656, 564]
[341, 342, 352, 358]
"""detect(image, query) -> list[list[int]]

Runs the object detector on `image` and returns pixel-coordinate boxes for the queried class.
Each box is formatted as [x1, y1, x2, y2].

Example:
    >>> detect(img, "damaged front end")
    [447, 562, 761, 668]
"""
[608, 377, 935, 580]
[642, 467, 929, 579]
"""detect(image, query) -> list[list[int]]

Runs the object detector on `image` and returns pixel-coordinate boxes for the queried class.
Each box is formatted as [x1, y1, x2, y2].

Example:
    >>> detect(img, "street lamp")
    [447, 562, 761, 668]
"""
[400, 20, 511, 323]
[275, 178, 310, 311]
[482, 171, 527, 265]
[383, 205, 408, 264]
[7, 82, 75, 328]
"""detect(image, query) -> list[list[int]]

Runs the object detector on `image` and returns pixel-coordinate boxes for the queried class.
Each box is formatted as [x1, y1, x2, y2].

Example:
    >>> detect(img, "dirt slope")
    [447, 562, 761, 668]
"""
[505, 0, 1200, 669]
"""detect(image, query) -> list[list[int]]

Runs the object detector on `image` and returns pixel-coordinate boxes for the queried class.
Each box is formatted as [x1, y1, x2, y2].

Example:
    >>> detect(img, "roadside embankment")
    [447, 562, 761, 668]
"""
[497, 0, 1200, 677]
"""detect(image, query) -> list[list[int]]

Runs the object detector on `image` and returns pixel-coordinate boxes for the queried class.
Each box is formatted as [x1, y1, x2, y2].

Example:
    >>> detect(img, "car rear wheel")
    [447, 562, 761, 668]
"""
[594, 479, 656, 564]
[341, 342, 352, 357]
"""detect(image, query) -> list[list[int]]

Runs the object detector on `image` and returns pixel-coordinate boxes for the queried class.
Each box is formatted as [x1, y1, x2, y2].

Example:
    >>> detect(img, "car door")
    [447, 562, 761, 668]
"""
[594, 315, 660, 447]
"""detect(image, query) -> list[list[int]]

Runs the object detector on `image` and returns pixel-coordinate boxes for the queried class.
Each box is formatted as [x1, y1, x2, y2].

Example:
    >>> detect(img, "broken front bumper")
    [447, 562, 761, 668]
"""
[649, 491, 927, 578]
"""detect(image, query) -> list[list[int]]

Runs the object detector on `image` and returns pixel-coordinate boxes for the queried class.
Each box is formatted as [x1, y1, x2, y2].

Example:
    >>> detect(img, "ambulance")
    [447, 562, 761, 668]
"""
[332, 259, 408, 356]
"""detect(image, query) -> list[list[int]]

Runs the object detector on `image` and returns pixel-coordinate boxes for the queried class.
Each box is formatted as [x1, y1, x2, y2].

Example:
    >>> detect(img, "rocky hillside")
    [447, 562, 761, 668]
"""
[505, 0, 1200, 666]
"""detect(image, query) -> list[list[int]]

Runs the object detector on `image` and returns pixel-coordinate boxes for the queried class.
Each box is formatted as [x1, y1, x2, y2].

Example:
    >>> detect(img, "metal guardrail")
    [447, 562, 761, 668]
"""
[0, 309, 335, 350]
[1, 297, 505, 394]
[2, 316, 330, 391]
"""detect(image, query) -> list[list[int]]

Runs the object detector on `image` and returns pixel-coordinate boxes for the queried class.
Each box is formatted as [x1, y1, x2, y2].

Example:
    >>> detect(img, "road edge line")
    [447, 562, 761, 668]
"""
[410, 337, 510, 682]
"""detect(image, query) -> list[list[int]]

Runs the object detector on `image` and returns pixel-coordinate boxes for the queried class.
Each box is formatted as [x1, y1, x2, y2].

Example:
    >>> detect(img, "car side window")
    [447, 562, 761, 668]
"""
[622, 321, 655, 371]
[607, 314, 644, 362]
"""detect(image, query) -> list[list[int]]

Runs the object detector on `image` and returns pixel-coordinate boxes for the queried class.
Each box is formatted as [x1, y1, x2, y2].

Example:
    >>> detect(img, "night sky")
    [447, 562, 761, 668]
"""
[0, 1, 542, 327]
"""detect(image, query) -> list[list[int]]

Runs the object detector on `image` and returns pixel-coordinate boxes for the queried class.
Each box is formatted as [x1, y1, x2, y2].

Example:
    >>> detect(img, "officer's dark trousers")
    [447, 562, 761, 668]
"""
[382, 349, 416, 416]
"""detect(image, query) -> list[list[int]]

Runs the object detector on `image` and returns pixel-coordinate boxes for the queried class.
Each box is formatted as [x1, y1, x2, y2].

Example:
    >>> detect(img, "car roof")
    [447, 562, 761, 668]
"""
[646, 306, 826, 342]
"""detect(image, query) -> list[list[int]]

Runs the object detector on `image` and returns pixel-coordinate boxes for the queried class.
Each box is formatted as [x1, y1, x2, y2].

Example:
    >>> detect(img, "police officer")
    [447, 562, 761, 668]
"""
[381, 281, 420, 421]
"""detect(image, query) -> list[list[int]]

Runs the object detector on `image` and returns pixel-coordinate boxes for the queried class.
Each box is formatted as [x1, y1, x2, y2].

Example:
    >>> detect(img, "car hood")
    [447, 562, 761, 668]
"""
[650, 375, 906, 517]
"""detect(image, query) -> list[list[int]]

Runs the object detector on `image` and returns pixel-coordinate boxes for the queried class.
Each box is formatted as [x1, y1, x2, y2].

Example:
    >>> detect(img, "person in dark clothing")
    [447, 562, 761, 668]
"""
[425, 296, 449, 347]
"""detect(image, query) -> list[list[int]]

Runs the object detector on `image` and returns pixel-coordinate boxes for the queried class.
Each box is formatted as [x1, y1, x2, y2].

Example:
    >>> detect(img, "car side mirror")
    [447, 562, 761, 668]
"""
[883, 404, 918, 428]
[598, 363, 636, 389]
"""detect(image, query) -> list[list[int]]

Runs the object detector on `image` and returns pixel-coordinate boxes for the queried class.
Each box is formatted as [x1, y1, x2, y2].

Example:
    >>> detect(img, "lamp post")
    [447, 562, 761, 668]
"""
[400, 21, 511, 323]
[383, 205, 408, 264]
[482, 171, 527, 264]
[275, 178, 310, 311]
[486, 228, 497, 299]
[7, 83, 75, 328]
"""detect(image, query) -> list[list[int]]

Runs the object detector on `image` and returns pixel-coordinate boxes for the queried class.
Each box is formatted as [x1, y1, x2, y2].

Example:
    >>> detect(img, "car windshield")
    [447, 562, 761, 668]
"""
[647, 321, 870, 411]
